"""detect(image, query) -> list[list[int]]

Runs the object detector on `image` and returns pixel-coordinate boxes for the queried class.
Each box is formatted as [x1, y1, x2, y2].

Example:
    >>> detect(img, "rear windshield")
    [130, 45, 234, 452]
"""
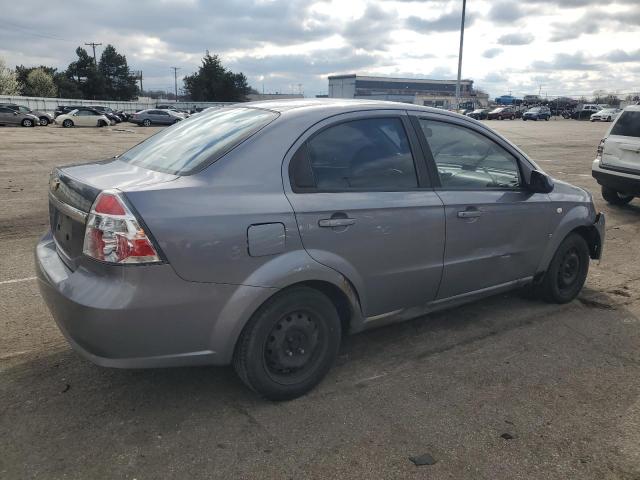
[120, 107, 278, 174]
[611, 111, 640, 138]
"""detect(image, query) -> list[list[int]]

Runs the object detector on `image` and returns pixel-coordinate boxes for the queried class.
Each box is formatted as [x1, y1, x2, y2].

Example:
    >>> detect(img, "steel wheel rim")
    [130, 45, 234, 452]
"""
[557, 247, 580, 291]
[263, 310, 324, 384]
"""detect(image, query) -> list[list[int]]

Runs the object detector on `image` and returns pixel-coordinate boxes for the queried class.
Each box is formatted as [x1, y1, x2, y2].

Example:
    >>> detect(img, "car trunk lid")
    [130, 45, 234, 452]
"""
[49, 158, 178, 270]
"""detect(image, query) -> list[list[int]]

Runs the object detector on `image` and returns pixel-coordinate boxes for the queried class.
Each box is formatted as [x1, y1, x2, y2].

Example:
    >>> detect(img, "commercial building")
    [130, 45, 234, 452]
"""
[328, 74, 489, 109]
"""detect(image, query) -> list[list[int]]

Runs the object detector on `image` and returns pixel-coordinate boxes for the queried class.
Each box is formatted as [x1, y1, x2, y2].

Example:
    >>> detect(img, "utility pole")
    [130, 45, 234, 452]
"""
[84, 42, 102, 65]
[171, 67, 181, 102]
[455, 0, 467, 111]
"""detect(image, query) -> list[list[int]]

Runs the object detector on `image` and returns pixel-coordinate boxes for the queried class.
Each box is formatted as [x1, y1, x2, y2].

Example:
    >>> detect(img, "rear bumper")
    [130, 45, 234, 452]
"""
[592, 160, 640, 195]
[35, 232, 275, 368]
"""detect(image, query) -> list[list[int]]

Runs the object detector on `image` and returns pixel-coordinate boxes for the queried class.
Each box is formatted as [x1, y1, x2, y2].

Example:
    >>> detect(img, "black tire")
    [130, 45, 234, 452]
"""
[545, 116, 549, 121]
[510, 115, 515, 120]
[540, 233, 590, 304]
[142, 119, 151, 127]
[39, 117, 49, 126]
[498, 115, 503, 120]
[62, 119, 73, 128]
[601, 186, 633, 205]
[21, 118, 34, 127]
[607, 116, 612, 122]
[523, 117, 527, 121]
[98, 120, 108, 128]
[233, 287, 341, 401]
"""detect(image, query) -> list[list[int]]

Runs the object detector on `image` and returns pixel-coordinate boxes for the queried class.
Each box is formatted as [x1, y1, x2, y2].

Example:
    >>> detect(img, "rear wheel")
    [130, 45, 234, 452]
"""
[21, 118, 34, 127]
[62, 119, 73, 128]
[142, 119, 151, 127]
[540, 233, 589, 303]
[602, 186, 634, 205]
[233, 287, 341, 400]
[544, 116, 550, 121]
[39, 117, 49, 126]
[498, 115, 503, 120]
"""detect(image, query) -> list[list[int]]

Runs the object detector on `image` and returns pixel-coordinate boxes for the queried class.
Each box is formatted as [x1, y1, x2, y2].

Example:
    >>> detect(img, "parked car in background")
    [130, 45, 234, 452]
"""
[156, 105, 190, 118]
[572, 104, 602, 120]
[129, 109, 184, 126]
[55, 108, 111, 128]
[522, 106, 551, 121]
[0, 103, 53, 126]
[466, 108, 489, 120]
[89, 106, 124, 123]
[0, 106, 40, 127]
[590, 108, 621, 122]
[37, 100, 605, 400]
[592, 105, 640, 204]
[487, 107, 516, 120]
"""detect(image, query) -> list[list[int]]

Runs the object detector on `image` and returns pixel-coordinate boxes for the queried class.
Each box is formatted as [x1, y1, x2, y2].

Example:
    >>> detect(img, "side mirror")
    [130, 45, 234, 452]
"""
[528, 170, 554, 193]
[13, 111, 18, 115]
[73, 113, 78, 116]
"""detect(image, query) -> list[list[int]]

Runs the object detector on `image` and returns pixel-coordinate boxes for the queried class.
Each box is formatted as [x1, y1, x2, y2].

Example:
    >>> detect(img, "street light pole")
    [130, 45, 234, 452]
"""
[455, 0, 467, 111]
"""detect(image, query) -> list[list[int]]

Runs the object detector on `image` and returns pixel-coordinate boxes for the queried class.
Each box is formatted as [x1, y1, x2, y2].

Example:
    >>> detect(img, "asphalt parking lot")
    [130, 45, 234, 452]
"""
[2, 119, 640, 479]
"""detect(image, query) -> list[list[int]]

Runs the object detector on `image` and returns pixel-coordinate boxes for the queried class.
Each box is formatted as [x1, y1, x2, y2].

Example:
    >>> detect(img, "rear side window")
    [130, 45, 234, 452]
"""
[298, 117, 418, 191]
[120, 107, 278, 175]
[611, 111, 640, 138]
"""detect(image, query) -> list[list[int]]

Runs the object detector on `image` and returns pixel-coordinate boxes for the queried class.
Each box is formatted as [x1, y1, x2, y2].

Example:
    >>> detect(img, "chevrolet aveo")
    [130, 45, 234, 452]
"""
[37, 100, 605, 400]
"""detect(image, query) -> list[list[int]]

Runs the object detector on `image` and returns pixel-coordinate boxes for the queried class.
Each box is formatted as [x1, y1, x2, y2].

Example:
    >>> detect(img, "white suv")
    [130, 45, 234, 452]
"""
[592, 105, 640, 205]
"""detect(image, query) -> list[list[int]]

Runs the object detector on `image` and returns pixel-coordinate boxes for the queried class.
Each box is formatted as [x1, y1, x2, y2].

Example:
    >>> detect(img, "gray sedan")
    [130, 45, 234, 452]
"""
[0, 106, 39, 126]
[36, 100, 605, 400]
[129, 108, 183, 126]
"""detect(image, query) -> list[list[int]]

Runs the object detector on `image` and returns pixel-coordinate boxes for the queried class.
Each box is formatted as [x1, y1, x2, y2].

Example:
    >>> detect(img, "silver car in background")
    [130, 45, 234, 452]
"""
[129, 108, 184, 126]
[0, 105, 40, 127]
[36, 99, 605, 400]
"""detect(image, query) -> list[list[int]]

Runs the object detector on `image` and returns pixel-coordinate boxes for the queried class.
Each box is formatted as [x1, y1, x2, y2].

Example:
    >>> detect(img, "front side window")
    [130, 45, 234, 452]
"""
[120, 107, 278, 175]
[611, 111, 640, 138]
[419, 119, 521, 189]
[304, 117, 418, 190]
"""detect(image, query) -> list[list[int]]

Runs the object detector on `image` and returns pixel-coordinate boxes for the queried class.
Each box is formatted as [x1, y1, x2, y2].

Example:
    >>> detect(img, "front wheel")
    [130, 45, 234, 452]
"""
[62, 119, 73, 128]
[39, 117, 49, 126]
[602, 186, 633, 205]
[142, 119, 151, 127]
[545, 116, 549, 121]
[233, 287, 341, 400]
[498, 115, 503, 120]
[540, 233, 590, 303]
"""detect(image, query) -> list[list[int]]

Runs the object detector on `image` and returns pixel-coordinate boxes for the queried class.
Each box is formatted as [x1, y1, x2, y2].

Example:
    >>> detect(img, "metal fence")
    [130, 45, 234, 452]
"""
[0, 95, 232, 114]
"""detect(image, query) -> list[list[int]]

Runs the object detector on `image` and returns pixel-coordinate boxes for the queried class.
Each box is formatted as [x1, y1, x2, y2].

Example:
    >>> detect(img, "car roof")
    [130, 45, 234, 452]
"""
[239, 98, 454, 116]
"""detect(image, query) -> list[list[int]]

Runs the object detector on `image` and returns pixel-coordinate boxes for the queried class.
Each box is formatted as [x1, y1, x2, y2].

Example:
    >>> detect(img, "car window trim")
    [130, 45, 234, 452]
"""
[288, 113, 432, 193]
[408, 112, 528, 192]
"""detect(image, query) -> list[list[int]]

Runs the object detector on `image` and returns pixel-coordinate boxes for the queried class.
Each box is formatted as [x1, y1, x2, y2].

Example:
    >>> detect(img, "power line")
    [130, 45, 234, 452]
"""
[84, 42, 102, 65]
[170, 66, 181, 101]
[0, 21, 73, 42]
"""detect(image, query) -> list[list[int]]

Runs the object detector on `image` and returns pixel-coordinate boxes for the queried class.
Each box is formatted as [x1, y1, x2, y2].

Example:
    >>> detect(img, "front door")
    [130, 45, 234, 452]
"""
[284, 112, 445, 317]
[413, 115, 553, 299]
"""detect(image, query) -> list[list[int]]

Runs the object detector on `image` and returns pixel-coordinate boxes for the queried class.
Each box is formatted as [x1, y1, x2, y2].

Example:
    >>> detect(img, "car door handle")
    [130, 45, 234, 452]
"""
[318, 218, 356, 228]
[457, 209, 482, 218]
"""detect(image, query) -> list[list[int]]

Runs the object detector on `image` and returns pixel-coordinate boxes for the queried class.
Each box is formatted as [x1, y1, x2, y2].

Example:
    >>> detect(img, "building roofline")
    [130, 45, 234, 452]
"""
[328, 74, 473, 84]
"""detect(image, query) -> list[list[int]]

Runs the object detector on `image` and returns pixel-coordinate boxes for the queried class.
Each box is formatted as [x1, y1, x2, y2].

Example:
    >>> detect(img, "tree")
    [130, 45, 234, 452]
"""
[24, 68, 57, 97]
[66, 47, 105, 99]
[98, 44, 138, 100]
[0, 57, 20, 95]
[183, 51, 251, 102]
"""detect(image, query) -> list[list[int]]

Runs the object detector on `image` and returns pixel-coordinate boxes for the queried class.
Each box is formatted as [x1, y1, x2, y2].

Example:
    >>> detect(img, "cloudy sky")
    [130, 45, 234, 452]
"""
[1, 0, 639, 99]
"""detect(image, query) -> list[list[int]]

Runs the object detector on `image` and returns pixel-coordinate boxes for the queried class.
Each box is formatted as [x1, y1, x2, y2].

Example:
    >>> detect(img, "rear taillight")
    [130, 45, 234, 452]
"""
[83, 191, 161, 264]
[596, 138, 605, 160]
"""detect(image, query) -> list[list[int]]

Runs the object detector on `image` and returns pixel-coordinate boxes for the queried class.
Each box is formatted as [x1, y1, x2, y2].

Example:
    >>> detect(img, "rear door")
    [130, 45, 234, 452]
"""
[601, 109, 640, 173]
[0, 107, 19, 125]
[411, 114, 552, 299]
[284, 111, 445, 318]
